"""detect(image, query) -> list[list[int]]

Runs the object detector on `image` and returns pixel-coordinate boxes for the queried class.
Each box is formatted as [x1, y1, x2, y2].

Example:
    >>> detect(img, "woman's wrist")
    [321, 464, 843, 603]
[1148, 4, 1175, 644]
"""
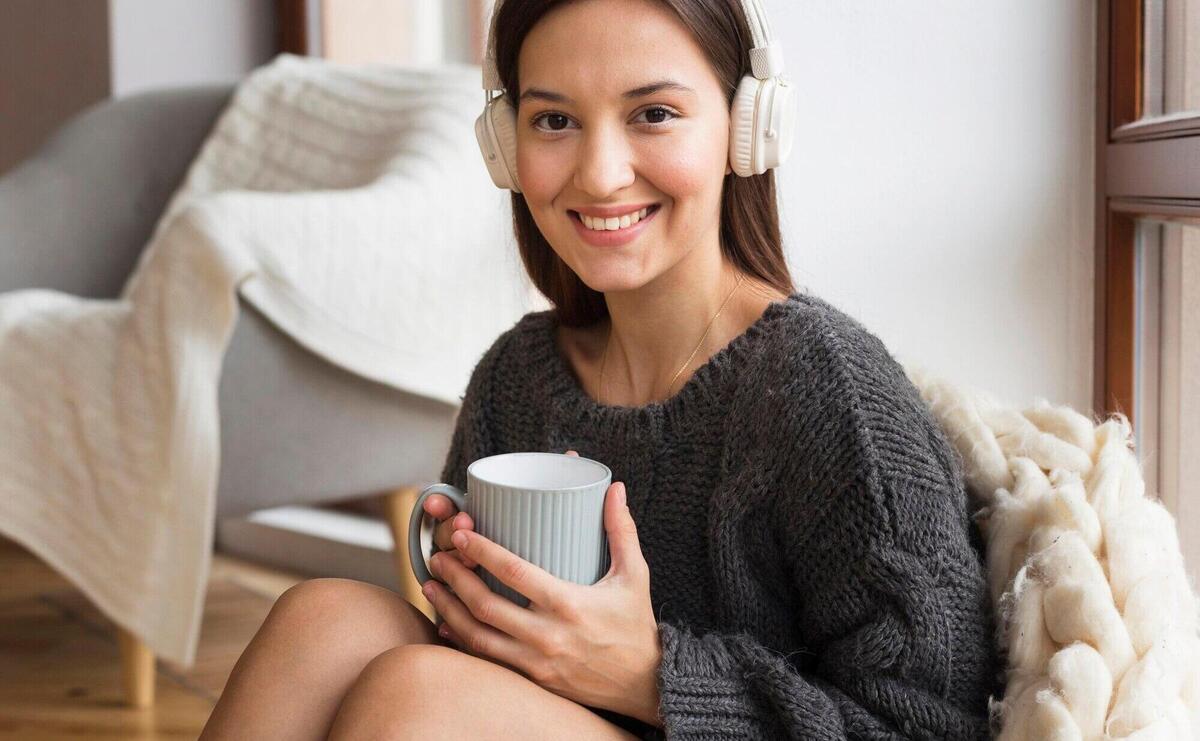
[627, 634, 664, 727]
[633, 687, 664, 728]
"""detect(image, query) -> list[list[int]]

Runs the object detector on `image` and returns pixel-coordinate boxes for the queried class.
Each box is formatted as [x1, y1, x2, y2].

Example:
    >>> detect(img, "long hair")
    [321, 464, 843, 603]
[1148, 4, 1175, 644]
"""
[493, 0, 795, 327]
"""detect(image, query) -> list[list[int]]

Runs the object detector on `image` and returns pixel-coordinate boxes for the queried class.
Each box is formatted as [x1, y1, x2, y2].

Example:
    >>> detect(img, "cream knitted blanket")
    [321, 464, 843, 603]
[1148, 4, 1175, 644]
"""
[905, 364, 1200, 740]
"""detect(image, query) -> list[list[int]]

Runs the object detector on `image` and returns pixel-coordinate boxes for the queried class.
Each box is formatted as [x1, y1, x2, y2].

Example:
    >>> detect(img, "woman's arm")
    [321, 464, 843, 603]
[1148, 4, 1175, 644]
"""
[647, 308, 999, 739]
[649, 475, 995, 740]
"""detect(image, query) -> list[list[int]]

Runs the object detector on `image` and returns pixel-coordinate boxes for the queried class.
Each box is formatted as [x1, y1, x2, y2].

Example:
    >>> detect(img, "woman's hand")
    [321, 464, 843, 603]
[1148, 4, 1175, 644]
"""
[421, 450, 663, 726]
[422, 493, 478, 570]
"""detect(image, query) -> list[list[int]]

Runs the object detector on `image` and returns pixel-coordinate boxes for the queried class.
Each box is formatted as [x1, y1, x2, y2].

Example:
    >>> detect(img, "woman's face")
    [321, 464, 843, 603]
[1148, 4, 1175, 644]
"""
[515, 0, 732, 294]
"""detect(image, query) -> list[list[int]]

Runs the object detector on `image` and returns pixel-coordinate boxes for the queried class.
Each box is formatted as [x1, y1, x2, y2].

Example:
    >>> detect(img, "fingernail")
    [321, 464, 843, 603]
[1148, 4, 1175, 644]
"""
[451, 530, 468, 549]
[438, 624, 450, 638]
[422, 582, 435, 598]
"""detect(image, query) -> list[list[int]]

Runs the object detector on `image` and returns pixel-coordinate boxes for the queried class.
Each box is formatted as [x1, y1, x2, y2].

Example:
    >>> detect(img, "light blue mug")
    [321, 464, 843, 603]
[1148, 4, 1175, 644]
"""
[408, 452, 612, 607]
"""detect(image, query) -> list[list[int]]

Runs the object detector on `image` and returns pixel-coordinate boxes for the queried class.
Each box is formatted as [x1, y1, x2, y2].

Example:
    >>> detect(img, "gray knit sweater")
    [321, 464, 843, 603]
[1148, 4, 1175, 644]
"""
[439, 291, 999, 739]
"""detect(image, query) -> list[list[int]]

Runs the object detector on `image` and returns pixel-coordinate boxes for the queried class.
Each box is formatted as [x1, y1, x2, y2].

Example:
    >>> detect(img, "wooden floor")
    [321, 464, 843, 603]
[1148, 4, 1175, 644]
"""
[0, 536, 307, 740]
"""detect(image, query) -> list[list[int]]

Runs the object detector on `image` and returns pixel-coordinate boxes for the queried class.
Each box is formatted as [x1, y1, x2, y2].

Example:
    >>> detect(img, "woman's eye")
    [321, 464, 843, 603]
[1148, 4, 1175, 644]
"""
[635, 106, 678, 126]
[530, 107, 678, 133]
[532, 112, 575, 132]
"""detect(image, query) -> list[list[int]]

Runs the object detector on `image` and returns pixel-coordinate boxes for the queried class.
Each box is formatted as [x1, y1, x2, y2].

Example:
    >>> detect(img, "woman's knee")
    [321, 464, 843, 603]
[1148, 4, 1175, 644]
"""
[354, 643, 455, 698]
[329, 644, 463, 737]
[262, 577, 437, 657]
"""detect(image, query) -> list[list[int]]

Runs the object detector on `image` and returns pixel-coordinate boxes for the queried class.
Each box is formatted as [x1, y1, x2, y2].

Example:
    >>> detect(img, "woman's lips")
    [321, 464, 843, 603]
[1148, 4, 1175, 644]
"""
[568, 205, 660, 248]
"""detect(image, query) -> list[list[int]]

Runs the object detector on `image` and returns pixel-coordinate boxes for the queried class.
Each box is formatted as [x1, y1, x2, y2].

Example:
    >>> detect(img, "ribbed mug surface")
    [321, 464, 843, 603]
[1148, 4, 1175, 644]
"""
[466, 453, 611, 607]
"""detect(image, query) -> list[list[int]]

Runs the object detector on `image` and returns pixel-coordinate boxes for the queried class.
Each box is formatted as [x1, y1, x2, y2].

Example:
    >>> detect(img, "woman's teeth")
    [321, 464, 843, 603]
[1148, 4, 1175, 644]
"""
[579, 207, 651, 231]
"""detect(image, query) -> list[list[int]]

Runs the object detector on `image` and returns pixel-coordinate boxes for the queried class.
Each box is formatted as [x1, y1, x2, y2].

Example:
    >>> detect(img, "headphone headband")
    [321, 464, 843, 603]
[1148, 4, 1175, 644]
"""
[481, 0, 783, 91]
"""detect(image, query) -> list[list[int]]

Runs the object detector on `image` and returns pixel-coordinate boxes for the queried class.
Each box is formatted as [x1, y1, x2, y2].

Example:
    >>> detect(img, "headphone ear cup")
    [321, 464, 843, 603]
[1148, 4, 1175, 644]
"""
[768, 79, 797, 169]
[728, 75, 762, 177]
[728, 74, 796, 176]
[474, 95, 521, 191]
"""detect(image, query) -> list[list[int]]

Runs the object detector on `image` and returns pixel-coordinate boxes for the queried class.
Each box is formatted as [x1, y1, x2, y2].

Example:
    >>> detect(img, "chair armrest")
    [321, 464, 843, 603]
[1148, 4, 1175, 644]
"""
[0, 84, 234, 298]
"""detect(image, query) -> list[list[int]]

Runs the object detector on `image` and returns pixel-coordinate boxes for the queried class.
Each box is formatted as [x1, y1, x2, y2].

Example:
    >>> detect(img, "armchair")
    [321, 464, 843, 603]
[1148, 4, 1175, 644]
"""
[0, 86, 457, 706]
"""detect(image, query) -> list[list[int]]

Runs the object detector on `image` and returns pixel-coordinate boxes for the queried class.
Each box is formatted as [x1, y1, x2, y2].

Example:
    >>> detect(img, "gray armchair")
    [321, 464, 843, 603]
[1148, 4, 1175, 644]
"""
[0, 86, 459, 705]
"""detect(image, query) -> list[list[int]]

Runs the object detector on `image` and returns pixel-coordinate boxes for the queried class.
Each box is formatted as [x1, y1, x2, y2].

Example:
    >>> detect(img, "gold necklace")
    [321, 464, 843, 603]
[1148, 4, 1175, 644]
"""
[598, 273, 745, 406]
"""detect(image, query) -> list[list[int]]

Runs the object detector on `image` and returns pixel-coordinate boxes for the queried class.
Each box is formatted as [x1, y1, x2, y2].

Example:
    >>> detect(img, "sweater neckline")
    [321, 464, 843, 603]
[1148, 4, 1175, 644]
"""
[541, 291, 806, 421]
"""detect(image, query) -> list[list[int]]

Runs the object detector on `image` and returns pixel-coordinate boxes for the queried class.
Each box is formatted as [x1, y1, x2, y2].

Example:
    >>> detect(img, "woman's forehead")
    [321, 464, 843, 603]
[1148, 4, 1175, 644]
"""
[517, 0, 719, 99]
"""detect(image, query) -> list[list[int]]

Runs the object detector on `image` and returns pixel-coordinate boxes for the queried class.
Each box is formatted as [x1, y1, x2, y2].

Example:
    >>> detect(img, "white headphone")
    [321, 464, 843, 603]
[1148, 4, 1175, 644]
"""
[474, 0, 796, 193]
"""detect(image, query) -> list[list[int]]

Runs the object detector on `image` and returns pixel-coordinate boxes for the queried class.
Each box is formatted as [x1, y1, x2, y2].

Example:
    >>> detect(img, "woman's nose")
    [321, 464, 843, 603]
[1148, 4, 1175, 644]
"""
[573, 125, 635, 197]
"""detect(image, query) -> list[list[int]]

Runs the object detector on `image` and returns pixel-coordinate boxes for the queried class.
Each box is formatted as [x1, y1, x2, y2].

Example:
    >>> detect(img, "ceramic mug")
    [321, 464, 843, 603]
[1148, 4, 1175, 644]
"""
[408, 452, 612, 607]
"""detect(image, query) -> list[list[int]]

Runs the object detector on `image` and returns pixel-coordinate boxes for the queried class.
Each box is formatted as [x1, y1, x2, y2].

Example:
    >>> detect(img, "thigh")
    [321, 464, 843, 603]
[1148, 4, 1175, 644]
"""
[326, 644, 643, 741]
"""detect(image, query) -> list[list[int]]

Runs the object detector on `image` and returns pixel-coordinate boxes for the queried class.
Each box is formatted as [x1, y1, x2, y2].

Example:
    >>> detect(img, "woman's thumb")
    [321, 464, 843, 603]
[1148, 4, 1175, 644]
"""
[604, 482, 644, 572]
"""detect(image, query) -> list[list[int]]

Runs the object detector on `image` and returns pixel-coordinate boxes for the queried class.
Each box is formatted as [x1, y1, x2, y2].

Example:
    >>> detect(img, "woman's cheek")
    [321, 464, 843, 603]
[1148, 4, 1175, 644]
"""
[638, 143, 714, 198]
[517, 142, 570, 203]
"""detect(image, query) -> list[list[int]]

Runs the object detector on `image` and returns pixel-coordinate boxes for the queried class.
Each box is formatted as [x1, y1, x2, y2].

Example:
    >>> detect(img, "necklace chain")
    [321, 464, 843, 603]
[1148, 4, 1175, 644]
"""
[598, 273, 745, 406]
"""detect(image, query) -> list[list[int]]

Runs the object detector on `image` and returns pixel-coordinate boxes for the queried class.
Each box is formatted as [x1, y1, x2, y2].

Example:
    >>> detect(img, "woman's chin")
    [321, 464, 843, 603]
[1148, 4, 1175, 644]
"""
[558, 249, 658, 296]
[583, 278, 652, 298]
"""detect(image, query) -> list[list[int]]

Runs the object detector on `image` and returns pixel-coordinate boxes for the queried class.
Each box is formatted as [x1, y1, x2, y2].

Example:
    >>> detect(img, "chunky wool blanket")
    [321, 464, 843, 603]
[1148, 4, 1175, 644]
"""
[0, 54, 540, 667]
[905, 364, 1200, 739]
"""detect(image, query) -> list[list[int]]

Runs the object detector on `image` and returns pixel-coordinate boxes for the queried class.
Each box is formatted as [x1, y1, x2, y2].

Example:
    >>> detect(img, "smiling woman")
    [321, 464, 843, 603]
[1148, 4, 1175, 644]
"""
[199, 1, 1000, 739]
[499, 0, 795, 333]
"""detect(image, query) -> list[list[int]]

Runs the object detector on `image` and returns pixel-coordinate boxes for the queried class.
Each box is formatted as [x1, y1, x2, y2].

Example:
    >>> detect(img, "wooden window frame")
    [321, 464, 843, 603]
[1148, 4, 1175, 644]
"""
[1095, 0, 1200, 421]
[275, 0, 490, 62]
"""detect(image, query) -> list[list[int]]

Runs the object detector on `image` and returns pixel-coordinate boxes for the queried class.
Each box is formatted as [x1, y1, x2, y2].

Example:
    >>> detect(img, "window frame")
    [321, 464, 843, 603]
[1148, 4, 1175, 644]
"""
[1095, 0, 1200, 420]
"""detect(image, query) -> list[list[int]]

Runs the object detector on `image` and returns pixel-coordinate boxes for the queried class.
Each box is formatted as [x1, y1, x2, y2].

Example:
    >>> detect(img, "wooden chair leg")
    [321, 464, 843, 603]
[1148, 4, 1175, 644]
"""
[384, 485, 436, 622]
[117, 626, 155, 708]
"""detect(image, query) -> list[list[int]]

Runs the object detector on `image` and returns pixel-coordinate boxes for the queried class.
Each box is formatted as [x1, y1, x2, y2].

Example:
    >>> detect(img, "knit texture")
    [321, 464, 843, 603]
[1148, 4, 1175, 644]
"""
[440, 291, 1000, 739]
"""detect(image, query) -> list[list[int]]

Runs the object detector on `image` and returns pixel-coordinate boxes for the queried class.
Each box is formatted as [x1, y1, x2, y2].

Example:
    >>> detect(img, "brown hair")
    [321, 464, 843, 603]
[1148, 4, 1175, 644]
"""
[494, 0, 795, 327]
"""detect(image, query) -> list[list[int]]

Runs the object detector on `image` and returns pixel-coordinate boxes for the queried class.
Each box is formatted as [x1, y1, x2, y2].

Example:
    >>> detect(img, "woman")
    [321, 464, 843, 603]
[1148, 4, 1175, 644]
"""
[201, 0, 1000, 738]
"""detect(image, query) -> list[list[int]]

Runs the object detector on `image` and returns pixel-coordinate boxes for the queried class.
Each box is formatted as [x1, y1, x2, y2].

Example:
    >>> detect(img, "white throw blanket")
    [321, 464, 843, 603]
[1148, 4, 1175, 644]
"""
[0, 54, 545, 666]
[905, 364, 1200, 740]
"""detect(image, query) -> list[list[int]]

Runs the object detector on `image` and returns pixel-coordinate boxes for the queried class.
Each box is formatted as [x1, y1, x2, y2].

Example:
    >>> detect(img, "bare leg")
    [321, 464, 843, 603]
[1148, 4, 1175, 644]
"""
[326, 644, 643, 740]
[199, 577, 438, 741]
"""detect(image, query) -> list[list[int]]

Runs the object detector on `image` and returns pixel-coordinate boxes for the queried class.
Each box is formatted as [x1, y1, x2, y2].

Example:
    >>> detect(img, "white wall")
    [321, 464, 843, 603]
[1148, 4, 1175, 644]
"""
[108, 0, 276, 97]
[768, 0, 1095, 412]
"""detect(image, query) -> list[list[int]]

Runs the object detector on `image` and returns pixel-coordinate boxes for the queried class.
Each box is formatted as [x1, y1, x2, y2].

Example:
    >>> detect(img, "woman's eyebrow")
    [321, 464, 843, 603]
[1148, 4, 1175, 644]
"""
[518, 80, 696, 104]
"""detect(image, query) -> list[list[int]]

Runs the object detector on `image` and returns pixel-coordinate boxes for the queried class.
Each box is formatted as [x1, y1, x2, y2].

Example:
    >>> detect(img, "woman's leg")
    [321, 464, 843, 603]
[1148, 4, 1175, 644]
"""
[199, 577, 438, 741]
[326, 644, 642, 740]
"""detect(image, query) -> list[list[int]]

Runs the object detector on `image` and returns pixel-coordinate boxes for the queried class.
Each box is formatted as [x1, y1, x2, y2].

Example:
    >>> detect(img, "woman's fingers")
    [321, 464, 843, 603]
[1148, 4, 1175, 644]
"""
[423, 493, 453, 519]
[447, 512, 478, 569]
[565, 449, 579, 457]
[435, 512, 476, 549]
[425, 495, 478, 569]
[434, 511, 460, 548]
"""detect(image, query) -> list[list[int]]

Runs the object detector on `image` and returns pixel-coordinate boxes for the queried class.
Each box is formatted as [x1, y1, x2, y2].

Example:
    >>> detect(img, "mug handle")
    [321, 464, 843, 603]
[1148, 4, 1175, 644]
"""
[408, 483, 468, 586]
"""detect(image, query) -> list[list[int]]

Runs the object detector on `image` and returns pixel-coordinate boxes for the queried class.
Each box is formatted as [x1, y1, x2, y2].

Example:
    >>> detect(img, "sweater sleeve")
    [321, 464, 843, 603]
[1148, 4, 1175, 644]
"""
[650, 311, 996, 739]
[653, 622, 866, 738]
[653, 480, 993, 740]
